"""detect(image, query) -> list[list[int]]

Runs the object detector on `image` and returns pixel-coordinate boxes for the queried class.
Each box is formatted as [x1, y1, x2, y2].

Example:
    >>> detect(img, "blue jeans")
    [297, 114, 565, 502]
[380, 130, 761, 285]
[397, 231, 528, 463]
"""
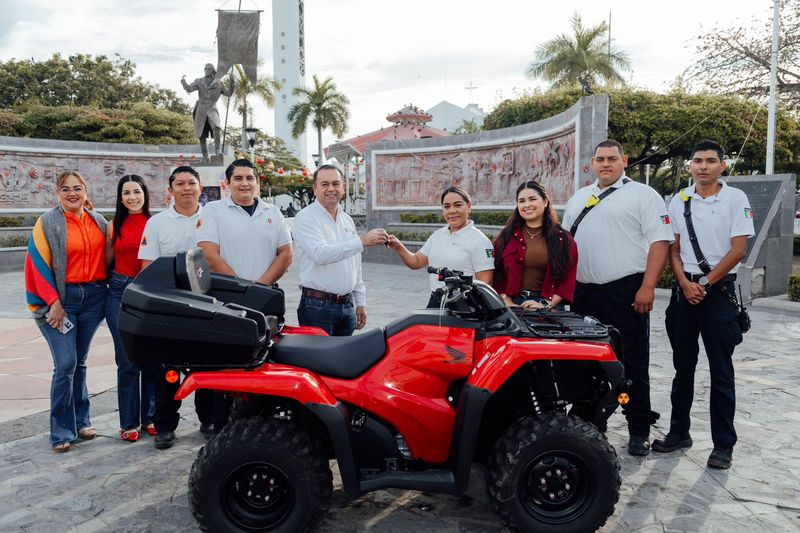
[106, 272, 158, 430]
[297, 295, 357, 336]
[38, 282, 106, 446]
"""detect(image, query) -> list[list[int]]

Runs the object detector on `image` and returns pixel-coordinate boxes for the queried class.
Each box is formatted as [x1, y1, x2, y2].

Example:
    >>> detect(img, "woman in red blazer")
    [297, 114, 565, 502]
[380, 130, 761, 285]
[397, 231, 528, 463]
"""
[493, 180, 578, 309]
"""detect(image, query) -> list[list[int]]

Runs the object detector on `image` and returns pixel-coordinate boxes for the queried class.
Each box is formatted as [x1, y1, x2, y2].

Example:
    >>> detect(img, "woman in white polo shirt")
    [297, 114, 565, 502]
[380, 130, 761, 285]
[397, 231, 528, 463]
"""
[387, 186, 494, 308]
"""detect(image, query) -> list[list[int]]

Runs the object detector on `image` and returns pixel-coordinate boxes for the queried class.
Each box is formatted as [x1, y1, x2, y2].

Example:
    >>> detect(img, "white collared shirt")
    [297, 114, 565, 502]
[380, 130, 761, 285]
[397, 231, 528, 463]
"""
[196, 196, 291, 282]
[420, 221, 495, 291]
[292, 201, 366, 307]
[138, 204, 203, 260]
[668, 181, 755, 275]
[562, 175, 674, 284]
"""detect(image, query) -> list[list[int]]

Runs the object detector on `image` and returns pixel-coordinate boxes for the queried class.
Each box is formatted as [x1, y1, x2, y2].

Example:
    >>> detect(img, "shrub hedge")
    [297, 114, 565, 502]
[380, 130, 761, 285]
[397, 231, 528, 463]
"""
[0, 235, 28, 247]
[0, 216, 25, 227]
[399, 211, 512, 226]
[658, 264, 676, 289]
[789, 275, 800, 302]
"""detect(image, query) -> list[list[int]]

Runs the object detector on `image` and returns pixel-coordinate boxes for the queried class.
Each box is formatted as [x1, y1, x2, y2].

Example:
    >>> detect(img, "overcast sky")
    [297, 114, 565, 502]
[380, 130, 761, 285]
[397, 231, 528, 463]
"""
[0, 0, 776, 166]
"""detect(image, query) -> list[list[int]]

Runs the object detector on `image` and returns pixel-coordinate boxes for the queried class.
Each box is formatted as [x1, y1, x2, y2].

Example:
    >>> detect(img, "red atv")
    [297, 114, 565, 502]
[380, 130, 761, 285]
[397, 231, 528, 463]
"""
[120, 249, 627, 532]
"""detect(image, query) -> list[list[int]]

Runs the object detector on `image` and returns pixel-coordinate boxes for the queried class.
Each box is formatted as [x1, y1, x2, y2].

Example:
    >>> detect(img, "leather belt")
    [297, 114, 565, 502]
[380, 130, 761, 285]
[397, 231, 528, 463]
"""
[301, 287, 352, 304]
[685, 272, 736, 283]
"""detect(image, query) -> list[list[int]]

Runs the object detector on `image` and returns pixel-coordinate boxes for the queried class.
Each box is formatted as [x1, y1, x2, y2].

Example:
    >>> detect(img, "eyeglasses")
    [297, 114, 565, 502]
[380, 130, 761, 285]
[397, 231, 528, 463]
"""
[59, 186, 85, 194]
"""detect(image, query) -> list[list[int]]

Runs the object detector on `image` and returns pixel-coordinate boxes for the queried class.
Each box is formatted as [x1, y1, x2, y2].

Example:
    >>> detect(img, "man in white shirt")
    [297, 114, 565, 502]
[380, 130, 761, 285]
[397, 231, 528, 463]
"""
[292, 164, 388, 336]
[562, 139, 673, 457]
[652, 140, 754, 470]
[137, 165, 214, 449]
[197, 159, 292, 283]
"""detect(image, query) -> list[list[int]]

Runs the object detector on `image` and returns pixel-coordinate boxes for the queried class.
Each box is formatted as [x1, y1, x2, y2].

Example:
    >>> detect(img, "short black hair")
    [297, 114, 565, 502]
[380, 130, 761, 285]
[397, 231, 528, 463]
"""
[594, 139, 625, 156]
[691, 140, 724, 161]
[169, 165, 199, 188]
[313, 164, 343, 183]
[225, 159, 257, 181]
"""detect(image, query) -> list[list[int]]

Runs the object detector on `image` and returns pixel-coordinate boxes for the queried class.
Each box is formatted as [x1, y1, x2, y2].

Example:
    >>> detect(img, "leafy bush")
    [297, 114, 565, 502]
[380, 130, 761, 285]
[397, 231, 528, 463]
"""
[0, 235, 28, 247]
[399, 211, 511, 225]
[789, 275, 800, 302]
[658, 264, 676, 289]
[390, 230, 497, 243]
[0, 216, 25, 227]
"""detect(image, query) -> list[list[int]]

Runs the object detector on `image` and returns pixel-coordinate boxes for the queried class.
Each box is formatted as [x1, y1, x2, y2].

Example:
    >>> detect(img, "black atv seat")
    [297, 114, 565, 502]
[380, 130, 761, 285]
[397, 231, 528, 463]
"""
[270, 329, 386, 379]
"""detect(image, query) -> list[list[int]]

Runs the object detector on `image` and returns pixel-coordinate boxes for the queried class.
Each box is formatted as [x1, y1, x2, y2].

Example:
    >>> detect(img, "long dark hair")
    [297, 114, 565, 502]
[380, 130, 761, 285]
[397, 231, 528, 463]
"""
[493, 180, 573, 281]
[112, 174, 150, 242]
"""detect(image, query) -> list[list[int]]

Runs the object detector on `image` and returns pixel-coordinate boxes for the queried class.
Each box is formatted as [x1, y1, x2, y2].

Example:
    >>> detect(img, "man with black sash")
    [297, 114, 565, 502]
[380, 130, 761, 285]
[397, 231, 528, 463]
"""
[652, 140, 754, 469]
[562, 139, 673, 456]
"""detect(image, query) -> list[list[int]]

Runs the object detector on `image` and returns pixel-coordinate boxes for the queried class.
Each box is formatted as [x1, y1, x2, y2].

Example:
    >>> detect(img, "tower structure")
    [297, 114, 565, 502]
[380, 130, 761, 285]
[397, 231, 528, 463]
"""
[272, 0, 307, 163]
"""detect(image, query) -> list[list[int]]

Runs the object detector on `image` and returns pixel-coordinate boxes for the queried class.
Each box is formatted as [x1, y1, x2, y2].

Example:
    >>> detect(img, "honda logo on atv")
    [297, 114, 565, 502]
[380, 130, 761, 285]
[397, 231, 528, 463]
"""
[444, 345, 467, 364]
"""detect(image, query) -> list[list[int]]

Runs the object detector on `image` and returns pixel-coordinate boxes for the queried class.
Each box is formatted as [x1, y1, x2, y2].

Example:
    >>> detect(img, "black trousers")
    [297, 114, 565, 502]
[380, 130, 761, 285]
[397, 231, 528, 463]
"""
[153, 367, 215, 433]
[573, 273, 659, 437]
[664, 280, 742, 448]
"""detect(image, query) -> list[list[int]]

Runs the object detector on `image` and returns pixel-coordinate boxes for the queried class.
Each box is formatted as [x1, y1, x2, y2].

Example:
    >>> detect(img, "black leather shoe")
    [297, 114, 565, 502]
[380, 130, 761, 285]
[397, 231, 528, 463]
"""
[628, 435, 650, 456]
[652, 433, 693, 453]
[199, 423, 215, 439]
[154, 431, 176, 450]
[707, 446, 733, 469]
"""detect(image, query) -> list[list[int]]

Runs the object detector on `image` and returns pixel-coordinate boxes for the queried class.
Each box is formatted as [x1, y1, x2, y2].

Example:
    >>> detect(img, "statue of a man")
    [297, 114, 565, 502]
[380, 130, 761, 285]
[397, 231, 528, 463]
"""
[182, 63, 234, 162]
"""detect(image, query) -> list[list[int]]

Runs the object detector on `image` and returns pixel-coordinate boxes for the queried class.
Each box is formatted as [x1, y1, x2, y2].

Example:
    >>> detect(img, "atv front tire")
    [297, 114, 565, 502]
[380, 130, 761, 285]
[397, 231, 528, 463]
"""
[486, 413, 620, 532]
[189, 417, 333, 532]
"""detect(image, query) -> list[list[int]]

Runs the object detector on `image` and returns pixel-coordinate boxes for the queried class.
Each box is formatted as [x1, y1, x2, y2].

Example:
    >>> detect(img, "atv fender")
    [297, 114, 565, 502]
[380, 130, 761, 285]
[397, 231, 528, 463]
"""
[175, 364, 338, 405]
[469, 336, 619, 392]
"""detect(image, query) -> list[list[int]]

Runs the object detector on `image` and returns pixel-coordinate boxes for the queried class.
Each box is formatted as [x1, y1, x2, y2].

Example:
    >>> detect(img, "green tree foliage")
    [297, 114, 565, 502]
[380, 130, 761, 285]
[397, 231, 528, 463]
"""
[685, 0, 800, 113]
[526, 12, 631, 89]
[483, 87, 800, 193]
[0, 53, 189, 113]
[453, 119, 482, 135]
[288, 74, 350, 164]
[3, 102, 194, 144]
[224, 64, 283, 151]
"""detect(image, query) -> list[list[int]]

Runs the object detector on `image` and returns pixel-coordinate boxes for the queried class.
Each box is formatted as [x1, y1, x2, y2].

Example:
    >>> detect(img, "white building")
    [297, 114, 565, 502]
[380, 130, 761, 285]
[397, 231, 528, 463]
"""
[426, 100, 485, 132]
[272, 0, 307, 163]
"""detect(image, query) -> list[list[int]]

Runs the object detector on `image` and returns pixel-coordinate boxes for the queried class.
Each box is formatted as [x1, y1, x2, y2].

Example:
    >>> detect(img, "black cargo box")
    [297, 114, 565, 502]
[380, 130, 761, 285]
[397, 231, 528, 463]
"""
[118, 249, 281, 368]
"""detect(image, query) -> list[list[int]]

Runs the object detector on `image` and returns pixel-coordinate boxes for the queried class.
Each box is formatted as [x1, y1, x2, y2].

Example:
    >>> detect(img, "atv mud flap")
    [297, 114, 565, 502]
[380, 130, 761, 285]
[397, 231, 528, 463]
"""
[593, 361, 626, 430]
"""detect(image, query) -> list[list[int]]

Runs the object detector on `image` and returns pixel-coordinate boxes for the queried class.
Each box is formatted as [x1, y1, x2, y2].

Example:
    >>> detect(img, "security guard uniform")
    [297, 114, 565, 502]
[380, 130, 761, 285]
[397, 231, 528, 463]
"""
[663, 181, 754, 451]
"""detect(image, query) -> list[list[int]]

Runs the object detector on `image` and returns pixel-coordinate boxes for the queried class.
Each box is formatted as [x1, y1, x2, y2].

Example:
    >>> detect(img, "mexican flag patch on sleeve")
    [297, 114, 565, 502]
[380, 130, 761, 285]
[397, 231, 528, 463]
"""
[744, 208, 753, 218]
[485, 249, 494, 258]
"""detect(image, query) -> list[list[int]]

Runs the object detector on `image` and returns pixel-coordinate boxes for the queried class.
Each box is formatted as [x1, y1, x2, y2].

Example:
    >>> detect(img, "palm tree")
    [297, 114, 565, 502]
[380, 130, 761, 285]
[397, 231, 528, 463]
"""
[287, 75, 350, 166]
[225, 64, 283, 152]
[526, 12, 631, 89]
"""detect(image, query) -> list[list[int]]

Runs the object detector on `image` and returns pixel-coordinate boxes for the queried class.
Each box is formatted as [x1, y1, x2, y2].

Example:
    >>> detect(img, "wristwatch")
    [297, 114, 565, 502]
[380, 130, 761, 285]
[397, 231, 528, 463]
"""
[697, 276, 710, 288]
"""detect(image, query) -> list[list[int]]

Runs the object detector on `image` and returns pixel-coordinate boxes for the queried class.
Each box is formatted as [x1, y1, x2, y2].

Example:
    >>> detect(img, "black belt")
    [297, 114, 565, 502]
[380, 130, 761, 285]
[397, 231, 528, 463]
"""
[685, 272, 736, 283]
[520, 290, 542, 298]
[301, 287, 352, 304]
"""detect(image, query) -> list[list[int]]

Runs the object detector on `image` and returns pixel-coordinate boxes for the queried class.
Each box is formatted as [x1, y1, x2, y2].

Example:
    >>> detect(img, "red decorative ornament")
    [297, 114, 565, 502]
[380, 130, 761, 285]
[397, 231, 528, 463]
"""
[256, 158, 264, 165]
[299, 177, 305, 183]
[277, 168, 284, 175]
[261, 174, 267, 181]
[302, 167, 308, 177]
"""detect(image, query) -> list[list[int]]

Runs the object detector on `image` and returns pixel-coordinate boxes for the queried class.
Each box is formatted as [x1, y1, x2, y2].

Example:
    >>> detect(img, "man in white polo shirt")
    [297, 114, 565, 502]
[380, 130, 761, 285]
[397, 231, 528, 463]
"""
[292, 164, 389, 336]
[138, 165, 215, 449]
[652, 140, 754, 470]
[562, 139, 673, 457]
[197, 158, 292, 283]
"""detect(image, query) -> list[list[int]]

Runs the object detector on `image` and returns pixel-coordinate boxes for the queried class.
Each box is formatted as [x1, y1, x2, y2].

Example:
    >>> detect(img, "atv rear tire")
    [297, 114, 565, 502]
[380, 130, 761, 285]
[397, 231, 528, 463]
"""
[189, 417, 333, 532]
[486, 413, 620, 532]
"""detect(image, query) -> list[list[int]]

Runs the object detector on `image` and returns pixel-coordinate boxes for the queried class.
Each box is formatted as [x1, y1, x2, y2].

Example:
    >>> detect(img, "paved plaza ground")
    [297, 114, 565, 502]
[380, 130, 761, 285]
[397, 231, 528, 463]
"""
[1, 262, 799, 532]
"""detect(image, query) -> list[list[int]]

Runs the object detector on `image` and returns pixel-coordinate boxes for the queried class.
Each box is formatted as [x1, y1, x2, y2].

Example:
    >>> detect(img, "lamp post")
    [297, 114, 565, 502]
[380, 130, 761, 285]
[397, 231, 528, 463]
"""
[245, 127, 259, 161]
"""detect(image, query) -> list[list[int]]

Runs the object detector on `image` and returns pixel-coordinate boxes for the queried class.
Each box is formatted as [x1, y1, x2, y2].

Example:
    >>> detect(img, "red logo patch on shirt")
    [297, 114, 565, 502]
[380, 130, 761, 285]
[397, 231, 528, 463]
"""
[660, 215, 671, 224]
[195, 218, 203, 230]
[267, 218, 272, 224]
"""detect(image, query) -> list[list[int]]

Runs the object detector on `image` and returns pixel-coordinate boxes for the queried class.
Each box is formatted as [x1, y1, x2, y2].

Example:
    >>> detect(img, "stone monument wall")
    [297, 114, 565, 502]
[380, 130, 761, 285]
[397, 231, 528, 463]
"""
[364, 95, 609, 229]
[0, 136, 209, 211]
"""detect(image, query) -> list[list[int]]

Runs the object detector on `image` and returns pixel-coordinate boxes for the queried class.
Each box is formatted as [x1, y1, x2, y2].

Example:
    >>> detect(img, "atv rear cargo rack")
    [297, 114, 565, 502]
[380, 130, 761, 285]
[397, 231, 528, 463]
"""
[513, 308, 610, 339]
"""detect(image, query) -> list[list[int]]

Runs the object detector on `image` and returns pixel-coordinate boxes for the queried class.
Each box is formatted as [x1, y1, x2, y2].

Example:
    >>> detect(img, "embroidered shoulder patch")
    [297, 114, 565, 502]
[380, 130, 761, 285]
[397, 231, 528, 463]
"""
[140, 236, 148, 246]
[485, 249, 494, 258]
[660, 215, 671, 224]
[744, 208, 753, 219]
